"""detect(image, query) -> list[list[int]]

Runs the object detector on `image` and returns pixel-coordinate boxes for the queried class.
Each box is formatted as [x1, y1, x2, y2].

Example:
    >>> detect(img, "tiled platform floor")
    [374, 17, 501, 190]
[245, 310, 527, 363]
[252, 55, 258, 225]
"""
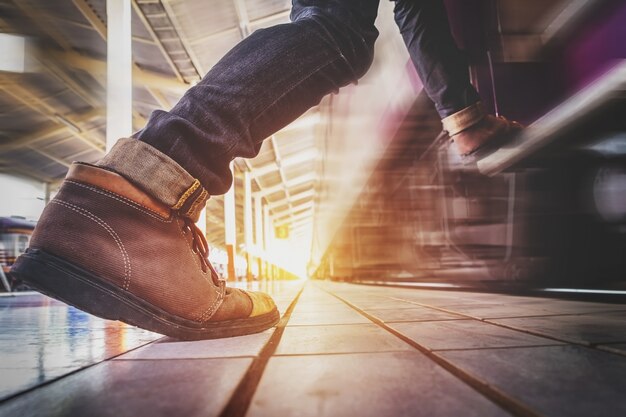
[1, 280, 626, 417]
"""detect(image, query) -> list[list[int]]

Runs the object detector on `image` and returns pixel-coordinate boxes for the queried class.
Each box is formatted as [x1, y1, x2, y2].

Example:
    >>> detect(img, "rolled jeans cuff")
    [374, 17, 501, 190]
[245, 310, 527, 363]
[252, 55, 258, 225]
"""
[441, 102, 486, 136]
[96, 138, 209, 222]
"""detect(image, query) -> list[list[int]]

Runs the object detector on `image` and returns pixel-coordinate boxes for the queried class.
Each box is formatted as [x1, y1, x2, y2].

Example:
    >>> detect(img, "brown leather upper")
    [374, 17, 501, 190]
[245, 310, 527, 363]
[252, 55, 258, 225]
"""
[30, 163, 276, 323]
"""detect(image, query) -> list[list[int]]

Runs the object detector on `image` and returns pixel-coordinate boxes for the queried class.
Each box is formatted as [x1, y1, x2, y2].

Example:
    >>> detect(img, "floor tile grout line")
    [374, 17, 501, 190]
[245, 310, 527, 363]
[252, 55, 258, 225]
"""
[433, 311, 626, 320]
[597, 345, 626, 356]
[342, 281, 626, 304]
[332, 293, 626, 319]
[287, 318, 468, 326]
[597, 341, 626, 346]
[334, 305, 626, 323]
[287, 322, 374, 327]
[217, 284, 306, 417]
[272, 349, 417, 357]
[320, 285, 545, 417]
[385, 296, 626, 358]
[432, 344, 565, 352]
[114, 355, 259, 361]
[0, 334, 165, 405]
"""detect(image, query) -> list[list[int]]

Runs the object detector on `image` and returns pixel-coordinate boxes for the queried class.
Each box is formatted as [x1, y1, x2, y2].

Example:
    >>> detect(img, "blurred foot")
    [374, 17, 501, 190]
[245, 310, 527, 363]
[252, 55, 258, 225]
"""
[452, 114, 523, 157]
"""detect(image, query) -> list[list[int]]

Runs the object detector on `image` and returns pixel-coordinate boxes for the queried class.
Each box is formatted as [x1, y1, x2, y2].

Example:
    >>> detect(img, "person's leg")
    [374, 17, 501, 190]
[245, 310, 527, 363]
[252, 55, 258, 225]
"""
[101, 0, 380, 200]
[393, 0, 521, 156]
[13, 0, 380, 340]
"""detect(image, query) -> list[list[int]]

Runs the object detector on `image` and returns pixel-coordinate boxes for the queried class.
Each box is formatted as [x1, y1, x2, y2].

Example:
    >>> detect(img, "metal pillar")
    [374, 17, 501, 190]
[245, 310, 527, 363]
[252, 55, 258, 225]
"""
[243, 171, 253, 281]
[263, 205, 272, 279]
[106, 0, 133, 151]
[224, 163, 237, 281]
[254, 195, 264, 279]
[263, 205, 271, 253]
[43, 182, 51, 205]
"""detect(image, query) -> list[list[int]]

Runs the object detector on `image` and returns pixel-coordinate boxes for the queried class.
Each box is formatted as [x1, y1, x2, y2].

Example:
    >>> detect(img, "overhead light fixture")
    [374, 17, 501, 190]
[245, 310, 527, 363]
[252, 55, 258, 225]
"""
[0, 33, 37, 73]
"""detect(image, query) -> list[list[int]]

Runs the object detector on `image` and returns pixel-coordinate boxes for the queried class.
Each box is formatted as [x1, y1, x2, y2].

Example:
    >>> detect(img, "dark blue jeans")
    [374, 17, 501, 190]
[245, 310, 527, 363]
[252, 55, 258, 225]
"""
[131, 0, 480, 196]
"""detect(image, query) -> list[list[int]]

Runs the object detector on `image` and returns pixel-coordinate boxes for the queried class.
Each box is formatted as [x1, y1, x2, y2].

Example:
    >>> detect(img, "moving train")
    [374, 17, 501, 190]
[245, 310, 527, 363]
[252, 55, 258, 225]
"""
[0, 216, 36, 291]
[316, 0, 626, 288]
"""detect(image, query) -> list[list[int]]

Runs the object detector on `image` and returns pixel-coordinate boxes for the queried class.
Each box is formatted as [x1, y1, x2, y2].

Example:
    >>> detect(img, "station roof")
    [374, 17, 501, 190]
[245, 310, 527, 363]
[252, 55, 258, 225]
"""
[0, 0, 319, 249]
[0, 0, 584, 261]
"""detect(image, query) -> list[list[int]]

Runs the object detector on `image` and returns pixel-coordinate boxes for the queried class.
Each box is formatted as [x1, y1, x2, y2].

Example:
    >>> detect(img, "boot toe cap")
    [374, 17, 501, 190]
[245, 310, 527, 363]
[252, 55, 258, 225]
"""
[246, 291, 278, 317]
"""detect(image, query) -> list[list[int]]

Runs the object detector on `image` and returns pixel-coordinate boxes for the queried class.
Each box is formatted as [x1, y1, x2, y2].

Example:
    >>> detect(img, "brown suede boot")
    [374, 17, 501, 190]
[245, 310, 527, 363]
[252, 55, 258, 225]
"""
[11, 162, 279, 340]
[451, 114, 523, 158]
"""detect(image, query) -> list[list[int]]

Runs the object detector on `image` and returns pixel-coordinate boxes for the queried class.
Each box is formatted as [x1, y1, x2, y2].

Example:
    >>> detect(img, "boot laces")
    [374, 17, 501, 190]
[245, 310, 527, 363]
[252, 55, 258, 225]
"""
[182, 218, 210, 273]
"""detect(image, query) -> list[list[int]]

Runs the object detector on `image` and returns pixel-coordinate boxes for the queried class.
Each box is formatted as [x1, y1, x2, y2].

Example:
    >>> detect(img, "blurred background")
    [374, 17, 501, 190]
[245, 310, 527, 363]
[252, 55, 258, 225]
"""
[0, 0, 624, 292]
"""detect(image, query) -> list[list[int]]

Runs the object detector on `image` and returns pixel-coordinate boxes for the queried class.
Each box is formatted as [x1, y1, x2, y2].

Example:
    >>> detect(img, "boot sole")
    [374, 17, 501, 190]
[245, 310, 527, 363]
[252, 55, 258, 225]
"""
[11, 249, 280, 340]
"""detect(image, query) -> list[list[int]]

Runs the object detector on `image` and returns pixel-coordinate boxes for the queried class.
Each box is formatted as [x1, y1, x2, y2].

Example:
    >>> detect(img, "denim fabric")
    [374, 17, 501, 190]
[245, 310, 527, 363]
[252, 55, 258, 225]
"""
[132, 0, 379, 196]
[118, 0, 479, 198]
[393, 0, 481, 119]
[441, 102, 485, 136]
[97, 138, 199, 209]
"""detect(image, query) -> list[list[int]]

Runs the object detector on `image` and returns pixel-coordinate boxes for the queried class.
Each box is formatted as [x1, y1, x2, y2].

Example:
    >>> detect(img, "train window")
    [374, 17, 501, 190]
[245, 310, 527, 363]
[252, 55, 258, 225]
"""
[16, 235, 29, 254]
[594, 167, 626, 224]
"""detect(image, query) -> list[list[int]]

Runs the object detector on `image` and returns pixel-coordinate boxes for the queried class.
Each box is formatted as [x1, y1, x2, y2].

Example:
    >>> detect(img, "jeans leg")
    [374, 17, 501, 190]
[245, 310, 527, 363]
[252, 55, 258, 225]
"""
[129, 0, 379, 196]
[393, 0, 481, 122]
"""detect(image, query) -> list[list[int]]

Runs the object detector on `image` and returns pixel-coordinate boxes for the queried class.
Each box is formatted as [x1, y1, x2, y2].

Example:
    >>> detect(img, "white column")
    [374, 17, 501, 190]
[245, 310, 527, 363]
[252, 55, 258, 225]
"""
[106, 0, 133, 150]
[243, 171, 253, 251]
[254, 196, 264, 249]
[254, 195, 264, 279]
[223, 162, 237, 281]
[262, 204, 272, 279]
[263, 205, 271, 254]
[243, 171, 253, 280]
[43, 182, 51, 205]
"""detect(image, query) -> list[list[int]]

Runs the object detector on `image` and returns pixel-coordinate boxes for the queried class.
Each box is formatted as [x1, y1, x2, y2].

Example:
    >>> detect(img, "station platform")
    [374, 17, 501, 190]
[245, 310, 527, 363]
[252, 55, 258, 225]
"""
[1, 281, 626, 417]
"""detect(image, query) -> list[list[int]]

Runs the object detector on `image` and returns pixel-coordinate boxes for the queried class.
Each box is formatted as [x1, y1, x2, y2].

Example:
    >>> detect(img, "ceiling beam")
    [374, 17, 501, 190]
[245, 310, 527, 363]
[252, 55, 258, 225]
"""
[0, 108, 104, 153]
[71, 0, 107, 38]
[264, 189, 315, 211]
[272, 202, 314, 222]
[287, 215, 313, 228]
[48, 50, 187, 94]
[39, 57, 102, 109]
[27, 146, 71, 168]
[0, 6, 146, 139]
[12, 1, 73, 50]
[187, 10, 291, 47]
[130, 0, 189, 84]
[0, 83, 105, 153]
[250, 148, 319, 178]
[0, 162, 54, 182]
[47, 14, 157, 45]
[188, 27, 240, 47]
[253, 172, 316, 197]
[274, 207, 314, 225]
[271, 198, 314, 215]
[158, 0, 208, 77]
[249, 10, 291, 28]
[72, 0, 183, 108]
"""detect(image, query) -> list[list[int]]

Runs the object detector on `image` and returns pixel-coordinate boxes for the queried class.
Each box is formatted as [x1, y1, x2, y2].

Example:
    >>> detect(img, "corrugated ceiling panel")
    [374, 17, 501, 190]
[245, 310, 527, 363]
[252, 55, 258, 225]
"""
[167, 0, 238, 40]
[193, 30, 242, 73]
[133, 41, 178, 76]
[244, 0, 290, 21]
